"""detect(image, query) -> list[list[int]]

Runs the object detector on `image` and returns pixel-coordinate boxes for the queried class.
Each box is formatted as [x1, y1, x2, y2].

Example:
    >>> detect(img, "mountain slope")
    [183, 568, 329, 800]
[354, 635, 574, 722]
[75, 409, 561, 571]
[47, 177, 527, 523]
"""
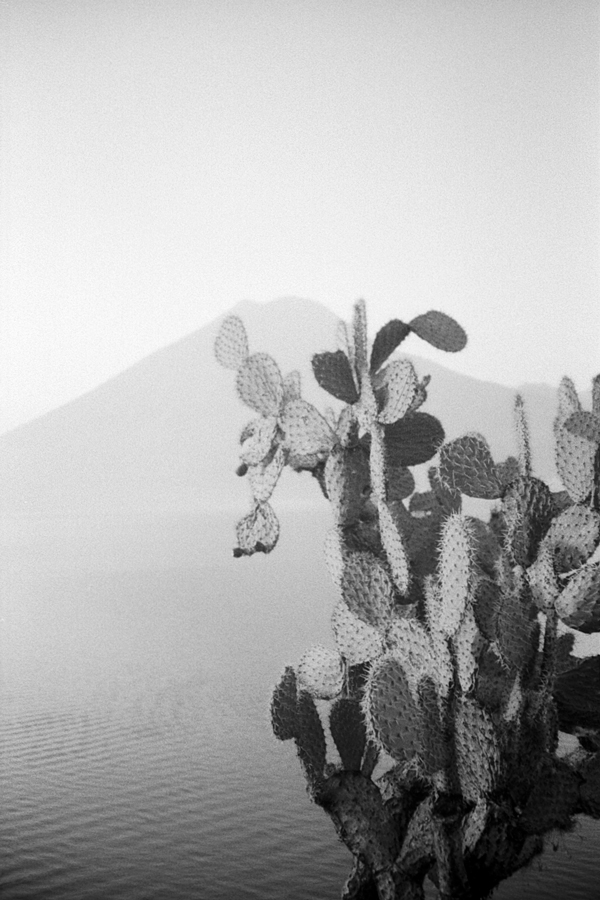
[0, 297, 576, 516]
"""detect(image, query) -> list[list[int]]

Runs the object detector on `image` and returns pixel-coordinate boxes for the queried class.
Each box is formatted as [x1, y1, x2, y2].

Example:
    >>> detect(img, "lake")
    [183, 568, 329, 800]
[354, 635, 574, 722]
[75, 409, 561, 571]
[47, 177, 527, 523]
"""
[1, 508, 599, 899]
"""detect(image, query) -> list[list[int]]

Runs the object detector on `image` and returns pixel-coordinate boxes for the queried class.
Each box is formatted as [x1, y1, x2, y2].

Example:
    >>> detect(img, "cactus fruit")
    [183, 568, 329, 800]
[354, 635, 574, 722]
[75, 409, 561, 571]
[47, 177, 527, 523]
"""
[218, 301, 600, 898]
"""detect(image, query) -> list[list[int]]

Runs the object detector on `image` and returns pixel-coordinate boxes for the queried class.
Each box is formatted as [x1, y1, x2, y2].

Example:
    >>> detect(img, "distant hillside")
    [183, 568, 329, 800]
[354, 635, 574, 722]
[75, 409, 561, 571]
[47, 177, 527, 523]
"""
[0, 297, 581, 517]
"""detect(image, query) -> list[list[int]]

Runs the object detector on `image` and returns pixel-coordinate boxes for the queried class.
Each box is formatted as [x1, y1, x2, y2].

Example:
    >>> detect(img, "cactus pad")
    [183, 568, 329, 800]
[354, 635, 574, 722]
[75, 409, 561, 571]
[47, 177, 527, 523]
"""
[439, 514, 474, 637]
[455, 698, 500, 802]
[271, 666, 298, 741]
[555, 415, 597, 503]
[312, 350, 360, 404]
[554, 561, 600, 632]
[375, 358, 418, 424]
[297, 645, 344, 700]
[384, 412, 445, 467]
[239, 416, 278, 465]
[495, 569, 537, 672]
[296, 691, 328, 783]
[235, 501, 280, 555]
[331, 600, 384, 665]
[408, 310, 467, 352]
[363, 653, 424, 763]
[280, 398, 336, 468]
[544, 505, 600, 575]
[386, 618, 435, 699]
[235, 352, 284, 416]
[282, 369, 302, 404]
[247, 445, 285, 502]
[556, 375, 582, 424]
[453, 605, 481, 695]
[502, 476, 554, 566]
[214, 314, 249, 369]
[370, 319, 411, 373]
[439, 434, 502, 499]
[329, 698, 367, 771]
[341, 551, 396, 629]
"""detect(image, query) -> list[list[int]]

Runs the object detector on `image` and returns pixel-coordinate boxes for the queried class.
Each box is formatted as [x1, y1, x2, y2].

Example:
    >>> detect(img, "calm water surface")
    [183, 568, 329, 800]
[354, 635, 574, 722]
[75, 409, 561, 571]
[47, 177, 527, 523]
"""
[1, 510, 598, 899]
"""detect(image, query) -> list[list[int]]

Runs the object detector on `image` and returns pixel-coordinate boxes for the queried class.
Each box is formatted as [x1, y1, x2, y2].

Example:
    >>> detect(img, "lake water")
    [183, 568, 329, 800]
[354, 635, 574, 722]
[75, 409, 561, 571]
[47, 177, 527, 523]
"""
[1, 508, 599, 899]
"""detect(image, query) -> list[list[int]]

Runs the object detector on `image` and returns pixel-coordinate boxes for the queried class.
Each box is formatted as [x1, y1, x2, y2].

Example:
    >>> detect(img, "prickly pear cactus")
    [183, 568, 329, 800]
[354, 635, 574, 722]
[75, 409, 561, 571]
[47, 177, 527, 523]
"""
[216, 301, 600, 899]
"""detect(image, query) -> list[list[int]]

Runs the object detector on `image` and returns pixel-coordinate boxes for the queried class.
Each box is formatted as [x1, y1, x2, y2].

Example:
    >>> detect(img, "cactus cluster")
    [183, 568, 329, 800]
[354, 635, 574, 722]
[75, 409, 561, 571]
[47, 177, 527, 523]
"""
[215, 302, 600, 900]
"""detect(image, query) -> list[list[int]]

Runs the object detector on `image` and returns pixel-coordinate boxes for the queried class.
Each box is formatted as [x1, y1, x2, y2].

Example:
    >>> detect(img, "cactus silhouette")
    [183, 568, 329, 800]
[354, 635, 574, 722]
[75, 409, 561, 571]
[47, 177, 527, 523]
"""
[215, 301, 600, 899]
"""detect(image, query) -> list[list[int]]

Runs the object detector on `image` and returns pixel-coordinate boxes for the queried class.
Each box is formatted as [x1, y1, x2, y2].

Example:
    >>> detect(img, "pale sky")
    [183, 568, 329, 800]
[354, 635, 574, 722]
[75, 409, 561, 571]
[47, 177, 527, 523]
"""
[1, 0, 598, 430]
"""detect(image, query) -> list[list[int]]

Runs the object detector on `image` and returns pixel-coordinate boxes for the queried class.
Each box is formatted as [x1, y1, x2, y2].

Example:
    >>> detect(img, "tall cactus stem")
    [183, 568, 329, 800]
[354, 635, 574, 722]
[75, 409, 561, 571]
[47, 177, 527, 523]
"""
[514, 394, 532, 478]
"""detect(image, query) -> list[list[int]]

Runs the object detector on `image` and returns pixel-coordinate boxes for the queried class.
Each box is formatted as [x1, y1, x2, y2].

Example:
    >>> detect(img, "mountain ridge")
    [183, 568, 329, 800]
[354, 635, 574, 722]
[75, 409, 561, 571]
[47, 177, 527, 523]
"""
[0, 297, 585, 516]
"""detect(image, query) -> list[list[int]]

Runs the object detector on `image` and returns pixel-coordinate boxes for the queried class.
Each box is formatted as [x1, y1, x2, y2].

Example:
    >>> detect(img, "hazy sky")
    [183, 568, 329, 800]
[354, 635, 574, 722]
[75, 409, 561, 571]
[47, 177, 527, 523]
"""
[1, 0, 598, 429]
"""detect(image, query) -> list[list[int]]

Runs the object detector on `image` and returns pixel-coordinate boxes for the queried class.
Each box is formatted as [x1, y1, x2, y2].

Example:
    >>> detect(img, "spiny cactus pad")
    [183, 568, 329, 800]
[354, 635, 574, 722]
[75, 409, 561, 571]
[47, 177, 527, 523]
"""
[280, 398, 336, 468]
[543, 504, 600, 574]
[439, 434, 502, 499]
[363, 654, 424, 764]
[235, 352, 284, 416]
[384, 412, 445, 467]
[297, 645, 345, 700]
[554, 415, 597, 503]
[235, 501, 280, 555]
[369, 319, 411, 373]
[341, 551, 396, 629]
[247, 446, 285, 502]
[239, 416, 278, 465]
[408, 310, 467, 352]
[455, 698, 500, 802]
[329, 698, 367, 771]
[375, 358, 418, 425]
[296, 691, 328, 783]
[502, 476, 554, 567]
[312, 350, 360, 404]
[554, 561, 600, 632]
[214, 314, 249, 369]
[331, 600, 384, 665]
[439, 514, 474, 637]
[271, 666, 298, 741]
